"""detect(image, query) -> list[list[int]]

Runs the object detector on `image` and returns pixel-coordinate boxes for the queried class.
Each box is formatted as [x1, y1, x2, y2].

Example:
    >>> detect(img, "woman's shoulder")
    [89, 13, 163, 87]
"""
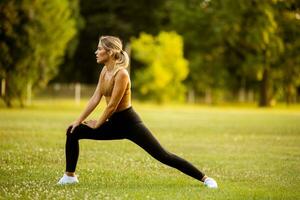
[114, 67, 130, 82]
[114, 67, 128, 76]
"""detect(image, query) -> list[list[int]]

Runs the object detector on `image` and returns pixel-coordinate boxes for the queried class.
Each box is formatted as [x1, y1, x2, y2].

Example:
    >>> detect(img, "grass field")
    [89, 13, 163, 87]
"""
[0, 99, 300, 199]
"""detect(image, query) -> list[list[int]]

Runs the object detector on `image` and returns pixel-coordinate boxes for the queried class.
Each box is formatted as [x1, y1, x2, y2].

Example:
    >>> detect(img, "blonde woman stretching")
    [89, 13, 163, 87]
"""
[57, 36, 218, 188]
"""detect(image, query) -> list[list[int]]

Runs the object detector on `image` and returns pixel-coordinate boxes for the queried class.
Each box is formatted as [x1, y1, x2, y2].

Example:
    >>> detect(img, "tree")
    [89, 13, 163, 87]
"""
[53, 0, 168, 84]
[0, 0, 78, 107]
[131, 31, 189, 103]
[219, 0, 284, 106]
[168, 0, 299, 106]
[168, 0, 231, 103]
[273, 0, 300, 104]
[50, 0, 84, 84]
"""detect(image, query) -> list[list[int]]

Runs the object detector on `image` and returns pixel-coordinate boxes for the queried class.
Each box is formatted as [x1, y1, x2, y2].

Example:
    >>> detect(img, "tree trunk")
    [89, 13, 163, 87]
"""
[297, 87, 300, 103]
[259, 68, 271, 107]
[19, 96, 24, 108]
[3, 76, 12, 107]
[205, 88, 212, 104]
[285, 84, 292, 105]
[4, 97, 12, 107]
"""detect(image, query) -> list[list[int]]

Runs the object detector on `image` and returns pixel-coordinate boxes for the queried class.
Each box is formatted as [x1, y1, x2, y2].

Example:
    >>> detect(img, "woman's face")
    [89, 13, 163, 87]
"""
[95, 41, 109, 64]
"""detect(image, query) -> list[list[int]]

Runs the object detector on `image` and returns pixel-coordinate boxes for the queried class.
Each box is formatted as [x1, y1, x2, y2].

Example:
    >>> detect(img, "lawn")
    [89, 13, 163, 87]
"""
[0, 99, 299, 199]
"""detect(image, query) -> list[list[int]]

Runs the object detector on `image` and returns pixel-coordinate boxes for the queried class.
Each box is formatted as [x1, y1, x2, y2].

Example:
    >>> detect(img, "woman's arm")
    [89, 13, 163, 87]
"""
[74, 70, 104, 124]
[94, 69, 129, 128]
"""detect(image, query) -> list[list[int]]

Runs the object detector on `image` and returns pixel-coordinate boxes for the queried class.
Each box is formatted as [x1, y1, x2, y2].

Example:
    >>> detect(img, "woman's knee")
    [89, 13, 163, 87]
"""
[66, 125, 81, 139]
[66, 126, 72, 135]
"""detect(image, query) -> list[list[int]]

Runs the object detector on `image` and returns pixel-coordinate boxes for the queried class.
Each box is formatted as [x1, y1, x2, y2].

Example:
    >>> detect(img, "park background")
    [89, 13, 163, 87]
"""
[0, 0, 300, 199]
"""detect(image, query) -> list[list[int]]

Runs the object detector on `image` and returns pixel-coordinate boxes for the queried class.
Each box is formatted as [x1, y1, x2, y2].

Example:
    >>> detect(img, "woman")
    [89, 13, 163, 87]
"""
[57, 36, 218, 188]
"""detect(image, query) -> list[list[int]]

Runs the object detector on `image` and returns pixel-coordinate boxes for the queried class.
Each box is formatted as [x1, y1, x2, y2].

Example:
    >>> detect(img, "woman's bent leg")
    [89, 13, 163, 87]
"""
[127, 123, 205, 182]
[65, 121, 125, 172]
[65, 129, 79, 172]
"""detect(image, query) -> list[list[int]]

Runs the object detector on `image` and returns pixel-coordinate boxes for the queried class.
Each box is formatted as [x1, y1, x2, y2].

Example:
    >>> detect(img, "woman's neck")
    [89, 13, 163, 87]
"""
[105, 59, 116, 72]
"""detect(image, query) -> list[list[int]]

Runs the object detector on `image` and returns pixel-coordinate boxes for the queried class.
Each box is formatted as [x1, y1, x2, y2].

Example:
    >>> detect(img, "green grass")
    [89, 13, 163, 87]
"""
[0, 99, 300, 199]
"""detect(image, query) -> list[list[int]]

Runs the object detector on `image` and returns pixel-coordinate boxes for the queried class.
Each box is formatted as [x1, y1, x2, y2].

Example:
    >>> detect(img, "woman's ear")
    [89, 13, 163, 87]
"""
[107, 50, 113, 57]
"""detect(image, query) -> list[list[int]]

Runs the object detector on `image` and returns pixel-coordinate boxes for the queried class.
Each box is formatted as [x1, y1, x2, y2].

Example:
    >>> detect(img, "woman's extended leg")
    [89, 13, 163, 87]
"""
[126, 122, 206, 182]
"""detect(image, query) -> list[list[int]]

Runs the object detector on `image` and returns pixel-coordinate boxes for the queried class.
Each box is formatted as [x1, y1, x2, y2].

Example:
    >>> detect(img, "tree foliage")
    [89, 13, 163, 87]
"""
[273, 0, 300, 104]
[168, 0, 300, 106]
[53, 0, 167, 84]
[131, 31, 189, 103]
[1, 0, 299, 106]
[0, 0, 78, 107]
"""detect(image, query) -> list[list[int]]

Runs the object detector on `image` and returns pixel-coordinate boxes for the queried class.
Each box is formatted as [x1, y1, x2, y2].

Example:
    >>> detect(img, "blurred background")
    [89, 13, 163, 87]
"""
[1, 0, 300, 107]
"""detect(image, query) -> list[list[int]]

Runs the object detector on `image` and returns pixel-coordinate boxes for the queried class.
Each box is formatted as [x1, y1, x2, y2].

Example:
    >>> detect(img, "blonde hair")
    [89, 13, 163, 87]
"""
[99, 36, 130, 70]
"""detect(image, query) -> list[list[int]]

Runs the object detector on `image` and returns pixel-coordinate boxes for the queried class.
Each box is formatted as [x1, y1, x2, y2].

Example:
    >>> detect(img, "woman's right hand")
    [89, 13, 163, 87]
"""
[67, 121, 81, 134]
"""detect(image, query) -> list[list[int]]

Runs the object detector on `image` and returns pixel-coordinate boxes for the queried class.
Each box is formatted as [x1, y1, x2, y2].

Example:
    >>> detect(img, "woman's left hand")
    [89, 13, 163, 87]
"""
[82, 120, 98, 129]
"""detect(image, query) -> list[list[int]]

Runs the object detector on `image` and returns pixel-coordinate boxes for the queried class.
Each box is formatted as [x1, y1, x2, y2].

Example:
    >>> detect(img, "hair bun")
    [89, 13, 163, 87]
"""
[100, 35, 129, 68]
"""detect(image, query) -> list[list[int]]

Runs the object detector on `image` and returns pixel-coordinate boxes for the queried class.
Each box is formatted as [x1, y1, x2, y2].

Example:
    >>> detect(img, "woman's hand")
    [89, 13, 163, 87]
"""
[82, 120, 98, 129]
[67, 121, 81, 134]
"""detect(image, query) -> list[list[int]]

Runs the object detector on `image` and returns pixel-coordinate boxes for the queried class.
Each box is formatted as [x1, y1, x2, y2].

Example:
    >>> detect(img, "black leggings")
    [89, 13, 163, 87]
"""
[65, 107, 205, 181]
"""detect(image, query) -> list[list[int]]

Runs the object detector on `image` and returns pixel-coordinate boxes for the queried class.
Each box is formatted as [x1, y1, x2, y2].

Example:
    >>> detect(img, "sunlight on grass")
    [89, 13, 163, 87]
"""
[0, 99, 300, 199]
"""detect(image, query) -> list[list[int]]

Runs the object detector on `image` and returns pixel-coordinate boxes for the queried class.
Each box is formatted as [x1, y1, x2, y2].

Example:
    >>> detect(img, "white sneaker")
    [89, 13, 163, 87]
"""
[57, 174, 79, 185]
[204, 177, 218, 188]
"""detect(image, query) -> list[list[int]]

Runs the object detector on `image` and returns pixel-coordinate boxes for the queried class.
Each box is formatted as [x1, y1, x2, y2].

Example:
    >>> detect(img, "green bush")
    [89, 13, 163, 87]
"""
[131, 31, 189, 103]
